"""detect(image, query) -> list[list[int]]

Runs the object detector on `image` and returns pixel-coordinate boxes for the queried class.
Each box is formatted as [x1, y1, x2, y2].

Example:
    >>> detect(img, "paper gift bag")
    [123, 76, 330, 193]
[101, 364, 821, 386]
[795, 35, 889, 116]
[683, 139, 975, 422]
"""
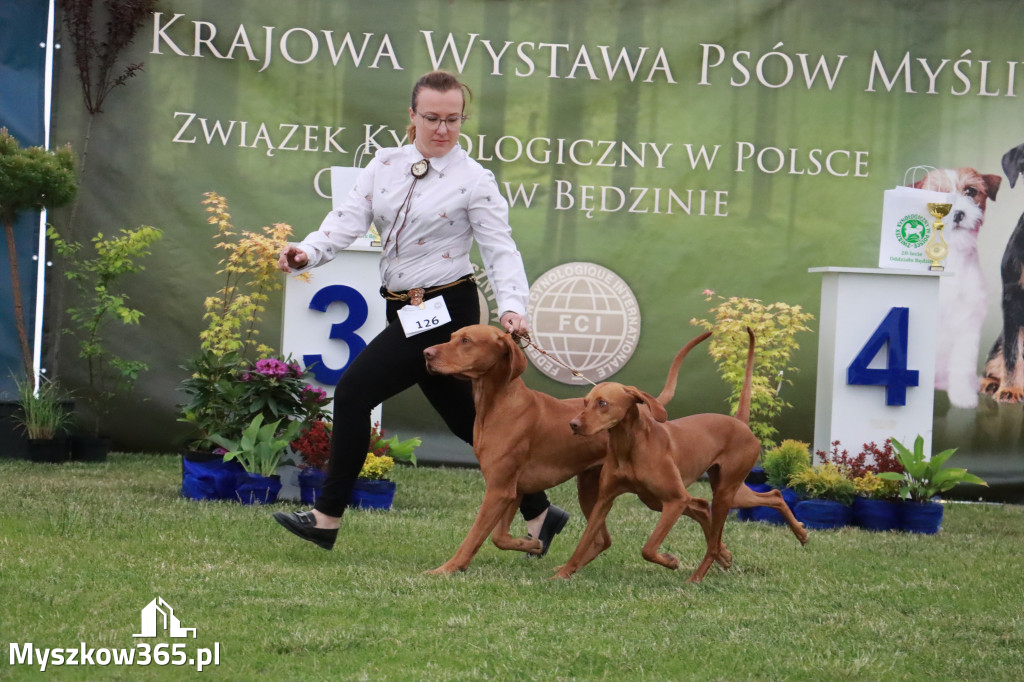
[878, 184, 953, 271]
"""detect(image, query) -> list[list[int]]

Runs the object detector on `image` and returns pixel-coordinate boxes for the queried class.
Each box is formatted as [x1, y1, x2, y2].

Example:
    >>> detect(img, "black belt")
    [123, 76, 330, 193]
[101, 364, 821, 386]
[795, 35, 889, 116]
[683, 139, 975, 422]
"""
[381, 274, 475, 306]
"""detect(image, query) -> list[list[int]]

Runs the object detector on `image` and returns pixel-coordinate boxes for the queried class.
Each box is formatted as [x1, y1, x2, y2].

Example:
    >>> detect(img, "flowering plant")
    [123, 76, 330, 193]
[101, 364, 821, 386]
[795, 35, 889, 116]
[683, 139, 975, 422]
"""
[817, 440, 904, 500]
[853, 471, 902, 501]
[359, 422, 420, 479]
[788, 463, 857, 505]
[179, 351, 331, 451]
[817, 439, 903, 478]
[292, 420, 331, 470]
[360, 452, 395, 480]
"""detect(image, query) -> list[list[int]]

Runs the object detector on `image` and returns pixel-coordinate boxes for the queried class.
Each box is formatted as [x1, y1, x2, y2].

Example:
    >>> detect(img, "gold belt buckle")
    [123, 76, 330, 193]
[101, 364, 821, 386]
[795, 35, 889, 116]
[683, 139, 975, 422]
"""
[409, 288, 426, 308]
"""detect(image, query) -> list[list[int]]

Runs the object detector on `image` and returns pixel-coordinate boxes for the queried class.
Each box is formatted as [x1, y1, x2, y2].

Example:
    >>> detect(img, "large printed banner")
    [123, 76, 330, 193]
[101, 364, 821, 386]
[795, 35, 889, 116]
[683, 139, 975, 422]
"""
[39, 0, 1024, 497]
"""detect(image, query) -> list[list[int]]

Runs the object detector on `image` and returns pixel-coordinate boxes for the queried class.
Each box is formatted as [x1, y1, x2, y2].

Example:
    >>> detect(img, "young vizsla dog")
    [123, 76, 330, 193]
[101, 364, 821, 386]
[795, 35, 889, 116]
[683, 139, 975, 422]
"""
[555, 328, 808, 583]
[422, 324, 709, 574]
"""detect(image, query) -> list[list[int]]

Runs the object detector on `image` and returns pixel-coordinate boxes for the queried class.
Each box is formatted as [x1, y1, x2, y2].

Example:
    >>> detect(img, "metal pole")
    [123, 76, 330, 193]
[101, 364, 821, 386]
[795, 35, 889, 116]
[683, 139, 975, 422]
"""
[32, 0, 56, 390]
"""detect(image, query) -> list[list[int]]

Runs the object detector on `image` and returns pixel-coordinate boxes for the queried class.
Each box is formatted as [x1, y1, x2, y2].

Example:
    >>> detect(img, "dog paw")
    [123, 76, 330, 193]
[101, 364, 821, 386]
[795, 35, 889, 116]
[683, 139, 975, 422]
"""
[795, 524, 809, 546]
[716, 548, 734, 569]
[550, 568, 574, 580]
[996, 387, 1024, 403]
[663, 553, 680, 570]
[425, 562, 464, 575]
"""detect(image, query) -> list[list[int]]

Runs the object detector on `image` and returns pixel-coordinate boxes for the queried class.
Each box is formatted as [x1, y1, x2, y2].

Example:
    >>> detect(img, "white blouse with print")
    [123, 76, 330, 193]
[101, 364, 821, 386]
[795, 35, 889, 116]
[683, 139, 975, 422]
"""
[294, 143, 530, 318]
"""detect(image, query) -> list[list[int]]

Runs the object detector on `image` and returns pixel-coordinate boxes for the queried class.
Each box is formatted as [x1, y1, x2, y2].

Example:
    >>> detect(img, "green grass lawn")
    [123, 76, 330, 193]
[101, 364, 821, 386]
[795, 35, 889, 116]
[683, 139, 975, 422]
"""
[2, 454, 1023, 681]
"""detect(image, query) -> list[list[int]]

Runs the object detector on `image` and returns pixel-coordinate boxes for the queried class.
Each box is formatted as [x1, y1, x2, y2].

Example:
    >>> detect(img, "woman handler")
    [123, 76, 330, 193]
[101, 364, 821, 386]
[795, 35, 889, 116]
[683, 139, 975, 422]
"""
[273, 71, 568, 555]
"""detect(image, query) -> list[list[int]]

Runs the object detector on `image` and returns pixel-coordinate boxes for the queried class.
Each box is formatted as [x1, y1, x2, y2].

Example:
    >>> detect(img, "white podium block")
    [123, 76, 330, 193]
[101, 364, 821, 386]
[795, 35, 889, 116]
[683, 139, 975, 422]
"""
[281, 239, 386, 395]
[810, 267, 942, 460]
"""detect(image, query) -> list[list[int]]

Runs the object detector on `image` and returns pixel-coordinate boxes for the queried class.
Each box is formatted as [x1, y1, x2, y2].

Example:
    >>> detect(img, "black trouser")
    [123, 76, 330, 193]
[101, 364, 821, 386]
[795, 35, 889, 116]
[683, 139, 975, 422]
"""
[314, 277, 550, 520]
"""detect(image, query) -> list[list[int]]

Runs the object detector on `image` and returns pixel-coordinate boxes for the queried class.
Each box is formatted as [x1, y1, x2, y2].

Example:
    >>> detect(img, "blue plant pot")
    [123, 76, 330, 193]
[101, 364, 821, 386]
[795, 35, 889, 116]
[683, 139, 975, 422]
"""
[235, 473, 282, 505]
[852, 496, 901, 532]
[298, 467, 328, 505]
[795, 499, 853, 529]
[181, 451, 245, 501]
[349, 478, 396, 510]
[899, 500, 943, 534]
[748, 487, 798, 525]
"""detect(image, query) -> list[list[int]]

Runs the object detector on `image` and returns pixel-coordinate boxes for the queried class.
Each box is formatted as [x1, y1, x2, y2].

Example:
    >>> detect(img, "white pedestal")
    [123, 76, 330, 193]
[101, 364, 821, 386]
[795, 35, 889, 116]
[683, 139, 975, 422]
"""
[810, 267, 942, 459]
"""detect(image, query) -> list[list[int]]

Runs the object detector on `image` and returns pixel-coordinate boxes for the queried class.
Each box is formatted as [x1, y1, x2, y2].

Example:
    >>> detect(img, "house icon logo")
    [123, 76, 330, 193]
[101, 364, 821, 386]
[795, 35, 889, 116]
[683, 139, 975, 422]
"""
[133, 597, 196, 638]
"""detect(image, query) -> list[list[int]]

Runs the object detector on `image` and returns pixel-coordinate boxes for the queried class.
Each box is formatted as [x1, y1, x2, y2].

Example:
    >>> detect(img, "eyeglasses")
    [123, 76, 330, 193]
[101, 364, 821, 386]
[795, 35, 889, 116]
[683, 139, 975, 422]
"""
[415, 111, 467, 130]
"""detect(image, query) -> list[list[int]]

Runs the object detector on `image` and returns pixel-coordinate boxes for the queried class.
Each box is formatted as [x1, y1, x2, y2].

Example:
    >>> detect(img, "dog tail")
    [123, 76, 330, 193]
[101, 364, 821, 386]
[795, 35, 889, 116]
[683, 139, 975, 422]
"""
[656, 331, 712, 405]
[734, 327, 756, 425]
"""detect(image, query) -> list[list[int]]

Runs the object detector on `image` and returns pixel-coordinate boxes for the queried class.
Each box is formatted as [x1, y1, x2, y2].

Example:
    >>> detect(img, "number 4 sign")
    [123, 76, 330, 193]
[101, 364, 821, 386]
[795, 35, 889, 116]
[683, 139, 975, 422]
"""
[810, 267, 941, 460]
[846, 307, 919, 406]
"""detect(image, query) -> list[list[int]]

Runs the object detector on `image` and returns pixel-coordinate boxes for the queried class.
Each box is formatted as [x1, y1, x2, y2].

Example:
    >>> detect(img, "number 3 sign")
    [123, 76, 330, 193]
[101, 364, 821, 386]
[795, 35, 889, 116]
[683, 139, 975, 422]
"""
[281, 238, 386, 398]
[810, 267, 942, 460]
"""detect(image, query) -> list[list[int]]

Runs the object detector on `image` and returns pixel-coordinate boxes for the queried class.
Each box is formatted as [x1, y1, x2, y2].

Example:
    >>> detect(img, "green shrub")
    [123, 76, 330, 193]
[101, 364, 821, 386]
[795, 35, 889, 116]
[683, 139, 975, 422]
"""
[789, 463, 856, 505]
[690, 292, 814, 448]
[761, 439, 811, 489]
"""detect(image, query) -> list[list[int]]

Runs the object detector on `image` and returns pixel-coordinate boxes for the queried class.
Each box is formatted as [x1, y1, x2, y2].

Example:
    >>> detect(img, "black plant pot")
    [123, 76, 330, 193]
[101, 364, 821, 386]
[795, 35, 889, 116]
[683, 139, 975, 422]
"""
[28, 436, 70, 463]
[0, 400, 29, 460]
[71, 434, 111, 462]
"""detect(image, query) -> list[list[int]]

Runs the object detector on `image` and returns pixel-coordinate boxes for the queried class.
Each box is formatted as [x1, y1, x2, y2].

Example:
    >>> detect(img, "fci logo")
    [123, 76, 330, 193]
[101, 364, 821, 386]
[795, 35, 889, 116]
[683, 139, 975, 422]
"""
[133, 597, 196, 638]
[526, 262, 641, 384]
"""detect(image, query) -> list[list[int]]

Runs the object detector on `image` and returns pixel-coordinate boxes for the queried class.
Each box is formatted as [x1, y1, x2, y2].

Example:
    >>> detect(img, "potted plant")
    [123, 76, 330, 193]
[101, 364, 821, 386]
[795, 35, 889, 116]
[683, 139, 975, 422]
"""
[209, 414, 303, 505]
[13, 375, 74, 463]
[852, 472, 903, 532]
[177, 193, 310, 494]
[47, 225, 163, 460]
[822, 439, 905, 531]
[740, 439, 809, 523]
[292, 419, 331, 505]
[691, 291, 814, 448]
[179, 353, 331, 502]
[349, 423, 421, 511]
[0, 128, 76, 378]
[878, 435, 987, 534]
[789, 463, 856, 529]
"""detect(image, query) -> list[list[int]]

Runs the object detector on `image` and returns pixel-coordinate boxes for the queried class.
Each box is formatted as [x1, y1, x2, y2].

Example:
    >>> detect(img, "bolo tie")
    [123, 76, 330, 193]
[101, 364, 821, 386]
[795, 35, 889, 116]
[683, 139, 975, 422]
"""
[384, 158, 430, 257]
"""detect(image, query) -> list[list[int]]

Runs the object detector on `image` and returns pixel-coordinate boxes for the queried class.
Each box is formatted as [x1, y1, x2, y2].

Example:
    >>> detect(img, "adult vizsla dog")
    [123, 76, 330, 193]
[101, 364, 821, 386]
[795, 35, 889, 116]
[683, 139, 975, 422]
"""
[555, 328, 808, 583]
[422, 324, 709, 574]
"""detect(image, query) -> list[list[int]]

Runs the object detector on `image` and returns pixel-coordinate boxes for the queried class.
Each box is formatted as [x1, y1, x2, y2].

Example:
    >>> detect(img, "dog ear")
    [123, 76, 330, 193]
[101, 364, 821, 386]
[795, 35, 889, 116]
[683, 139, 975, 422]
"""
[983, 173, 1002, 201]
[626, 386, 668, 423]
[501, 332, 528, 382]
[1002, 144, 1024, 188]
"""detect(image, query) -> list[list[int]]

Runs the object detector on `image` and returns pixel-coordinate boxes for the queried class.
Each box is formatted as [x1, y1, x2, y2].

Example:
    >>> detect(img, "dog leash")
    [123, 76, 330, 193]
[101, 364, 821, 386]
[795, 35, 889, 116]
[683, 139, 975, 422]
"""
[511, 332, 598, 387]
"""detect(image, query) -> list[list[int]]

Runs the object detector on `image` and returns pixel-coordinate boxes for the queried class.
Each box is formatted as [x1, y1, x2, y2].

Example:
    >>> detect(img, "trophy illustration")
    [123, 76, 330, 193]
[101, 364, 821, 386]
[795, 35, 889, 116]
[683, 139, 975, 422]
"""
[924, 202, 952, 271]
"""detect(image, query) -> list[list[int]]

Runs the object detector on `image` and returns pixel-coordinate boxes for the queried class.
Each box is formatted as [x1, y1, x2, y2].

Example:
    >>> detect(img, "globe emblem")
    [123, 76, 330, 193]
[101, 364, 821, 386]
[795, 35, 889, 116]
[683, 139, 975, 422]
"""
[526, 263, 641, 384]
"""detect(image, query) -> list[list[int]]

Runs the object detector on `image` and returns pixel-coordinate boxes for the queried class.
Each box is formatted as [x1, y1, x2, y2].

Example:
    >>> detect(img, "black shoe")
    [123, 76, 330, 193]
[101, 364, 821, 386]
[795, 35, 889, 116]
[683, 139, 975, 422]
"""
[525, 505, 570, 558]
[273, 510, 337, 550]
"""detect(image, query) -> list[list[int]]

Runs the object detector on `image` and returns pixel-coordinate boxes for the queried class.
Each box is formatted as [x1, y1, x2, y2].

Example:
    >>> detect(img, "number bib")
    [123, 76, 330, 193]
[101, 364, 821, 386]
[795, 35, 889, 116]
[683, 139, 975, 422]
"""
[397, 295, 452, 337]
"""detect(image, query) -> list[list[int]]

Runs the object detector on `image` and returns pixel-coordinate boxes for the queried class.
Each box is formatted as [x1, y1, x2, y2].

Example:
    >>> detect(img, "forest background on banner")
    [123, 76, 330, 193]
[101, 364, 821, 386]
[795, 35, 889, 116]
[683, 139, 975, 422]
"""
[3, 0, 1023, 498]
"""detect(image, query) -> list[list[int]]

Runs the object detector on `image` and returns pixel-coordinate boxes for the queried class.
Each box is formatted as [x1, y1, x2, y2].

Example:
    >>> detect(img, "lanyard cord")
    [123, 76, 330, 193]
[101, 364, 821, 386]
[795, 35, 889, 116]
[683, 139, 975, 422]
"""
[384, 179, 418, 258]
[383, 159, 429, 258]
